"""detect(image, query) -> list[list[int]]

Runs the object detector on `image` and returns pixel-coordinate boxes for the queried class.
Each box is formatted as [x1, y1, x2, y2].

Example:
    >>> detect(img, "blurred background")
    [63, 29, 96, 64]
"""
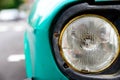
[0, 0, 34, 80]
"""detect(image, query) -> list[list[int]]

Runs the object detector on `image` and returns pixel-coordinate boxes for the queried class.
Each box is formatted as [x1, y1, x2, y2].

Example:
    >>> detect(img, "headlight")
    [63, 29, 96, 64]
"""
[59, 14, 120, 73]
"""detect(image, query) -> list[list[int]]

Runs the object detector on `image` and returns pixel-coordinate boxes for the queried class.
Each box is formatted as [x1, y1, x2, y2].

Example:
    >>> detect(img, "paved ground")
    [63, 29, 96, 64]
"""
[0, 20, 27, 80]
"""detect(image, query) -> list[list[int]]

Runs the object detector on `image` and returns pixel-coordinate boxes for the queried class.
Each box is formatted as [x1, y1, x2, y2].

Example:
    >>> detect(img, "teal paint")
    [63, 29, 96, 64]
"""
[24, 33, 32, 78]
[25, 0, 79, 80]
[25, 0, 112, 79]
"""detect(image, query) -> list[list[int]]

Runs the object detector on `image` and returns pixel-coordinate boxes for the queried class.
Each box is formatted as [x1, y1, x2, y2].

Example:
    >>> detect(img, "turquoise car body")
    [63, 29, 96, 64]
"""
[24, 0, 115, 80]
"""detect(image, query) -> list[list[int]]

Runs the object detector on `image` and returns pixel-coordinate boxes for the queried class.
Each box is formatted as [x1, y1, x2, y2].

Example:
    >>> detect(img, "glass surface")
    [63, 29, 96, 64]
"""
[59, 15, 119, 73]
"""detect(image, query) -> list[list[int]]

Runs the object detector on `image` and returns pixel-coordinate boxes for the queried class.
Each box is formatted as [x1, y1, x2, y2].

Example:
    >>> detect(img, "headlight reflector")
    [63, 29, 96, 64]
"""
[59, 14, 120, 73]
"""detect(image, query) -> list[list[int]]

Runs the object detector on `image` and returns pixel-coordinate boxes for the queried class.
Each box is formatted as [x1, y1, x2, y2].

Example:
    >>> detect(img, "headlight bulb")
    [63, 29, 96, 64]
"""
[59, 14, 120, 73]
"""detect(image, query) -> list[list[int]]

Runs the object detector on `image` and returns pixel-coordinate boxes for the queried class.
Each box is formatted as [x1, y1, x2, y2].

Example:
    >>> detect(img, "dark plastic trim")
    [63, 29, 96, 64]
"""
[51, 2, 120, 80]
[84, 0, 120, 5]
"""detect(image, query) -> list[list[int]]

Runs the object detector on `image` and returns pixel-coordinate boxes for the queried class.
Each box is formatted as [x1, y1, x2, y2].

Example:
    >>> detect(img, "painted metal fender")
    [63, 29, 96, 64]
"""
[24, 0, 78, 80]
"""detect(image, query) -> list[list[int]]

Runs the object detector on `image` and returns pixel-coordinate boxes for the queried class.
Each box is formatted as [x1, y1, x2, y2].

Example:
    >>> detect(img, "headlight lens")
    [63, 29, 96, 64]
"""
[59, 14, 120, 73]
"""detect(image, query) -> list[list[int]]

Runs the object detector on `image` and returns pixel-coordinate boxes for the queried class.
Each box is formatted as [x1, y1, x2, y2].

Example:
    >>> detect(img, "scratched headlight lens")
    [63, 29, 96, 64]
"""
[59, 14, 120, 73]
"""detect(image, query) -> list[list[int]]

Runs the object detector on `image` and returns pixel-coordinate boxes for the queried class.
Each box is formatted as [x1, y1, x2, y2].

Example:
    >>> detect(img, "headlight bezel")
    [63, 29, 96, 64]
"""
[51, 3, 120, 80]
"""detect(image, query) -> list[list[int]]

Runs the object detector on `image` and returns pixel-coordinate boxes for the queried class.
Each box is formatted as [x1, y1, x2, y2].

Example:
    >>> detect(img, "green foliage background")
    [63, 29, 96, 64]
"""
[0, 0, 24, 9]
